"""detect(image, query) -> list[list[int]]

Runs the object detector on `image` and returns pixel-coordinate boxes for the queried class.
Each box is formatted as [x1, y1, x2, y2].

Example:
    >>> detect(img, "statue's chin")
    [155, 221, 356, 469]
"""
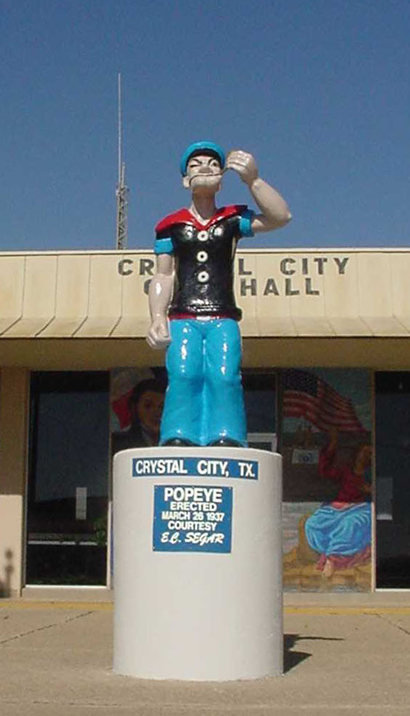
[190, 176, 221, 195]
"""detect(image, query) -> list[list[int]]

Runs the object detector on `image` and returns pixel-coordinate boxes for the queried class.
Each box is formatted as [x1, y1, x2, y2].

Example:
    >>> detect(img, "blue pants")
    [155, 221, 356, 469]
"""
[305, 503, 371, 557]
[160, 318, 247, 446]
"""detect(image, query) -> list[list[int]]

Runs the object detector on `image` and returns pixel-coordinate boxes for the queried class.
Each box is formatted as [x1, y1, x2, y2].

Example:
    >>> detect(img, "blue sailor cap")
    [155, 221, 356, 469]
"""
[180, 141, 225, 176]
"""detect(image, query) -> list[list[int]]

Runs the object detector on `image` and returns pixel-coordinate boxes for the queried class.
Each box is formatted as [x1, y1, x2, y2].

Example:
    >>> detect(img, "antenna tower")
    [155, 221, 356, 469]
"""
[116, 73, 129, 250]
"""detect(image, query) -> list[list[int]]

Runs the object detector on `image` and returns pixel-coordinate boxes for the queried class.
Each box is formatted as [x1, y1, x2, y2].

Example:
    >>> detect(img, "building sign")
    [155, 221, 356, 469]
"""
[236, 256, 349, 298]
[153, 485, 233, 553]
[117, 254, 350, 299]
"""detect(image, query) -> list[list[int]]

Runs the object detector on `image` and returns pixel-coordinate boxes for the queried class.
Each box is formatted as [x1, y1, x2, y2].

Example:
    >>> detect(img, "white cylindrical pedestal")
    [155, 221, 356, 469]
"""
[113, 447, 282, 681]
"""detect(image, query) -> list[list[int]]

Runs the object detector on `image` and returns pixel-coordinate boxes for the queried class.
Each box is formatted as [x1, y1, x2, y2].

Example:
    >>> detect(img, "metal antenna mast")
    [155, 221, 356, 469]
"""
[116, 73, 129, 250]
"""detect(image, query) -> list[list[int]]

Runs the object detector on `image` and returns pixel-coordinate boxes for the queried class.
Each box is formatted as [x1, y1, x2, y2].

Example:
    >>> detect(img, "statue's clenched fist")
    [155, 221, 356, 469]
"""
[226, 150, 259, 186]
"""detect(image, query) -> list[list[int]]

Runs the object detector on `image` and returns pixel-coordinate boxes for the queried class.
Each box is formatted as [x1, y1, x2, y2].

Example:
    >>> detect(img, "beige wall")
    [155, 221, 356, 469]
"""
[0, 368, 29, 596]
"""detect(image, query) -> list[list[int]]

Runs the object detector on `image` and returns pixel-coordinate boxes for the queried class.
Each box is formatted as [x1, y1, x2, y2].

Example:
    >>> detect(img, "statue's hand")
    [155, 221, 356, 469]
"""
[226, 150, 259, 186]
[146, 317, 171, 350]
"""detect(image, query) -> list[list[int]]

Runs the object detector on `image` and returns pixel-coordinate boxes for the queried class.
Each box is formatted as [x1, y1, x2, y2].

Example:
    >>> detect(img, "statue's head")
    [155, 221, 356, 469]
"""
[180, 141, 225, 194]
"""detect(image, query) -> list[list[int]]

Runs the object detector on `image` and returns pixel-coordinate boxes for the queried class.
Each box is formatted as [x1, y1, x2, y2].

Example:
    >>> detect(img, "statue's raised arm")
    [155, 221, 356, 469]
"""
[225, 149, 291, 233]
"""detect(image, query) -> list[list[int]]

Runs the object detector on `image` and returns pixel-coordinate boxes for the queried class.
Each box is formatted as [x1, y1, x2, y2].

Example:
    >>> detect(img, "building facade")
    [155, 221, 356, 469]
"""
[0, 248, 409, 598]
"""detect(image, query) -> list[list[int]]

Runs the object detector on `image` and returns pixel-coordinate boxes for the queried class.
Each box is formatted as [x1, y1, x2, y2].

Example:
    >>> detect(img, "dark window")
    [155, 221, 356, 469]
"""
[243, 372, 277, 450]
[375, 371, 410, 588]
[26, 372, 110, 585]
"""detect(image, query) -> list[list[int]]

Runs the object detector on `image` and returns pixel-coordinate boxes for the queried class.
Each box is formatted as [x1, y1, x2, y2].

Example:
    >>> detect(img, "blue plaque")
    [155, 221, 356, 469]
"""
[153, 484, 233, 553]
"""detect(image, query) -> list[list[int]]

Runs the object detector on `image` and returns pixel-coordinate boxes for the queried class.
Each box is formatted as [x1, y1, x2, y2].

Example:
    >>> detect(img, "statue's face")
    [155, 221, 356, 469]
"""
[183, 154, 222, 193]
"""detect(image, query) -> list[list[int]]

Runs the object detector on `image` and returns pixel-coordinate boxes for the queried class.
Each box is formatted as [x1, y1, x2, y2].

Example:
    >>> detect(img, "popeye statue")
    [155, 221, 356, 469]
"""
[147, 141, 291, 447]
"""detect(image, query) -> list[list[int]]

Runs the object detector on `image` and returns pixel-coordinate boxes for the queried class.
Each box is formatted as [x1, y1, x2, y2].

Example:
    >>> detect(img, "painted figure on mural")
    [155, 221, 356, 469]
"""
[113, 379, 166, 451]
[147, 141, 291, 446]
[305, 428, 372, 578]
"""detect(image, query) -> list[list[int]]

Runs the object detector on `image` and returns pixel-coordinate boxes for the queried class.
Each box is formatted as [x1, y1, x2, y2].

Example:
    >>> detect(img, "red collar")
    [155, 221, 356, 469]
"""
[155, 204, 246, 234]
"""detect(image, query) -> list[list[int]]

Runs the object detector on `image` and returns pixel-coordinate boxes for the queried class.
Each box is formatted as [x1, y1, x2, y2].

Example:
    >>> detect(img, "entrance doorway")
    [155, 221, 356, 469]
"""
[375, 371, 410, 588]
[26, 372, 110, 586]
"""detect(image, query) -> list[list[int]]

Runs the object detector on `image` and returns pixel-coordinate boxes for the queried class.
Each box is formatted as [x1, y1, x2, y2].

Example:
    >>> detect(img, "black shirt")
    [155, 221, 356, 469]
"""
[155, 205, 254, 321]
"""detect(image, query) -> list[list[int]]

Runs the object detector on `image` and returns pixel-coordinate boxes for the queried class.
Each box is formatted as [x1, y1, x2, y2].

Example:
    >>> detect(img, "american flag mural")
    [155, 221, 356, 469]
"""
[282, 369, 365, 433]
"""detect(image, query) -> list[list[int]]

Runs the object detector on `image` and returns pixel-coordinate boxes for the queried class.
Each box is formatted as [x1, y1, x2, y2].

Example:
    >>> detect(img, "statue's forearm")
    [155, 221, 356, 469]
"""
[248, 177, 291, 232]
[148, 272, 174, 320]
[146, 254, 174, 349]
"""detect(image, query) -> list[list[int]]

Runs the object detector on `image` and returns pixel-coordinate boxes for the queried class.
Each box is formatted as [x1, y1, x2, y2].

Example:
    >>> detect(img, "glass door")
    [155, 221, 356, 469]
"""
[375, 371, 410, 588]
[26, 372, 110, 586]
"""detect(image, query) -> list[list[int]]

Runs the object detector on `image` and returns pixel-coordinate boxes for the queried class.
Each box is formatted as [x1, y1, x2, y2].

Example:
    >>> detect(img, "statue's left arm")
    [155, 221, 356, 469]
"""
[226, 150, 291, 233]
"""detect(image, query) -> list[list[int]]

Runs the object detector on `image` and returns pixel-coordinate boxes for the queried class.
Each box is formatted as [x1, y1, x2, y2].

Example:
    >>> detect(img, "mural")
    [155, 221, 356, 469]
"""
[110, 368, 166, 452]
[110, 366, 372, 592]
[282, 368, 372, 592]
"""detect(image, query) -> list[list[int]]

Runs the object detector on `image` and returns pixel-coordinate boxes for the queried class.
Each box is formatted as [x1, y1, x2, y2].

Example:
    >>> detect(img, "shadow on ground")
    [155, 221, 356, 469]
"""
[284, 633, 344, 673]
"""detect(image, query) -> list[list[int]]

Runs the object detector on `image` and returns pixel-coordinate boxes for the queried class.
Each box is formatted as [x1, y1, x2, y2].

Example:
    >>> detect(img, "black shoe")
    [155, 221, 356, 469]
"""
[207, 438, 243, 447]
[162, 438, 198, 447]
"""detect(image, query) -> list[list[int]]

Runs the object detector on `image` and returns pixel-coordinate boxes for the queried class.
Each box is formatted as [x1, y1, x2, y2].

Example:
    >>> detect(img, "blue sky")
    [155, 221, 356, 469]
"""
[1, 0, 409, 251]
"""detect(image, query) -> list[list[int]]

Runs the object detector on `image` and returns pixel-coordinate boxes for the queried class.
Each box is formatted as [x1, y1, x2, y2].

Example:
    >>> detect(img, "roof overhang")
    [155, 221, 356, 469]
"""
[0, 248, 408, 369]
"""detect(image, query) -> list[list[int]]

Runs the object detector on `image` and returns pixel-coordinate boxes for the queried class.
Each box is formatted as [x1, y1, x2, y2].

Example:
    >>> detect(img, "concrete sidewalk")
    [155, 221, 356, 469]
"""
[1, 598, 409, 715]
